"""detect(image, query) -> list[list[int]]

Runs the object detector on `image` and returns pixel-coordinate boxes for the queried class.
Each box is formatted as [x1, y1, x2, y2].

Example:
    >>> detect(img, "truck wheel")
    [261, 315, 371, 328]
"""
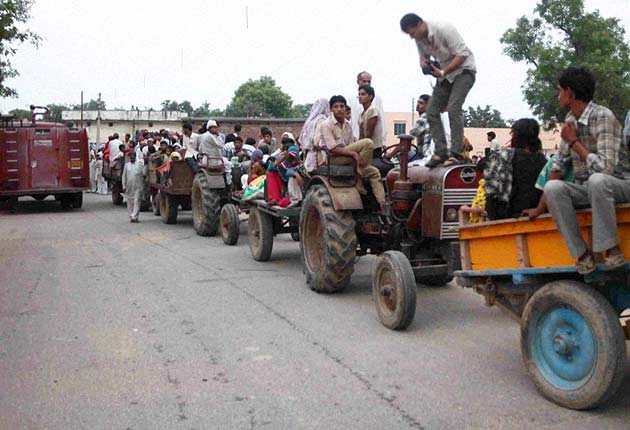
[220, 203, 240, 245]
[248, 207, 274, 261]
[60, 195, 72, 209]
[159, 191, 178, 224]
[111, 183, 123, 206]
[372, 251, 417, 330]
[152, 193, 161, 216]
[71, 192, 83, 209]
[521, 280, 626, 410]
[192, 173, 221, 236]
[300, 185, 356, 293]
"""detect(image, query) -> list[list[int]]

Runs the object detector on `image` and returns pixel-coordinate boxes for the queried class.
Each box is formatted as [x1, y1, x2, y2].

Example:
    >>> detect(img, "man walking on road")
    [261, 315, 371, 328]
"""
[122, 151, 144, 223]
[400, 13, 476, 168]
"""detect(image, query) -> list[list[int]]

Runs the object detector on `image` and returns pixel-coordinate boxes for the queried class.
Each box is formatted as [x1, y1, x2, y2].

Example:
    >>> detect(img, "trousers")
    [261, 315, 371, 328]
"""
[426, 71, 475, 158]
[332, 138, 385, 204]
[545, 173, 630, 258]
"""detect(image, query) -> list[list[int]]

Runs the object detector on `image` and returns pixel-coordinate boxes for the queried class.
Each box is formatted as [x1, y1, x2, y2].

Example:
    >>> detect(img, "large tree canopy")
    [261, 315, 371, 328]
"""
[501, 0, 630, 128]
[225, 76, 293, 118]
[0, 0, 40, 98]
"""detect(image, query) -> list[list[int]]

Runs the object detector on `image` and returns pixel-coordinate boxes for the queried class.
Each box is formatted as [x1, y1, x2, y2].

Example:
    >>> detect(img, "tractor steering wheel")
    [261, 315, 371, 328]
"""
[380, 142, 418, 166]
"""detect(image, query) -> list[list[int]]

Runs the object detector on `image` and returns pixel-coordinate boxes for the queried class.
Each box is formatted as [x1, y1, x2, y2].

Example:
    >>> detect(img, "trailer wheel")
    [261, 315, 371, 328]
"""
[220, 203, 240, 245]
[140, 188, 151, 212]
[180, 199, 192, 211]
[152, 192, 161, 216]
[372, 251, 416, 330]
[300, 185, 356, 293]
[159, 191, 178, 224]
[248, 207, 274, 261]
[192, 173, 221, 236]
[521, 280, 626, 410]
[71, 192, 83, 209]
[289, 217, 300, 241]
[111, 182, 124, 206]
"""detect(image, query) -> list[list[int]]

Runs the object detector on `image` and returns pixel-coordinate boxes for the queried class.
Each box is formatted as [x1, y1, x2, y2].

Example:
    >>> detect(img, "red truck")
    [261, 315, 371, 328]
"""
[0, 106, 89, 208]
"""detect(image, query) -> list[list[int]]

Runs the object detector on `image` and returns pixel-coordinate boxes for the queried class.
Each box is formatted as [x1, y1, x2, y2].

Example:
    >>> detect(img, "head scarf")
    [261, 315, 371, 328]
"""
[251, 149, 264, 163]
[298, 98, 330, 150]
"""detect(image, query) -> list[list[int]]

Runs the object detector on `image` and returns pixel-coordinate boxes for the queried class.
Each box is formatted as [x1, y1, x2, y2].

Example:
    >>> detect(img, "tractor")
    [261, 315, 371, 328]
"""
[299, 134, 481, 330]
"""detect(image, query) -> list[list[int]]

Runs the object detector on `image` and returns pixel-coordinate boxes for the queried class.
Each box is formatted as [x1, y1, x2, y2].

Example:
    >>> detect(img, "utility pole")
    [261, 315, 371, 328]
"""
[96, 92, 102, 145]
[80, 91, 84, 129]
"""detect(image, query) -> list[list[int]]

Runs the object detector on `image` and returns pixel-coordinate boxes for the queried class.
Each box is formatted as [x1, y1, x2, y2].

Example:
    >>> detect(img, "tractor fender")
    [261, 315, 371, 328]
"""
[196, 170, 226, 189]
[306, 177, 363, 211]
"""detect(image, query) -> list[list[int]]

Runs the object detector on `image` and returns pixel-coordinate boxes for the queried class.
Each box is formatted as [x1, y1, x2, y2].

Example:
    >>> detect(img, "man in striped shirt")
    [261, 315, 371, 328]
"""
[546, 66, 630, 274]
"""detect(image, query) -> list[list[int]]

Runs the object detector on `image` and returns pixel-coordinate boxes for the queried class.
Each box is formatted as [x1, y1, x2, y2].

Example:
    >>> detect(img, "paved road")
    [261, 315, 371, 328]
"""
[1, 193, 629, 430]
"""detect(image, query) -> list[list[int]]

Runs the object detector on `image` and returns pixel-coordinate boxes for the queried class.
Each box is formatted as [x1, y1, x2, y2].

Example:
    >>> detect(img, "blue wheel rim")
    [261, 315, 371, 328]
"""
[530, 307, 597, 390]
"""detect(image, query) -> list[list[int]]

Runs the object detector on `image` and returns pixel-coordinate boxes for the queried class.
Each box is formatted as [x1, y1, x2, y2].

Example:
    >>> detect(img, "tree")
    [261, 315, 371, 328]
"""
[463, 105, 508, 128]
[501, 0, 630, 127]
[225, 76, 293, 118]
[45, 103, 70, 123]
[160, 99, 179, 111]
[178, 100, 193, 116]
[290, 103, 313, 118]
[0, 0, 41, 98]
[72, 99, 106, 111]
[8, 107, 30, 119]
[192, 101, 211, 117]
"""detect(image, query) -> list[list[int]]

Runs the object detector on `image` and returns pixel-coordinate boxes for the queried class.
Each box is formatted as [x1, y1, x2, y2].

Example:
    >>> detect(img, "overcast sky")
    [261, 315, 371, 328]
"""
[1, 0, 628, 120]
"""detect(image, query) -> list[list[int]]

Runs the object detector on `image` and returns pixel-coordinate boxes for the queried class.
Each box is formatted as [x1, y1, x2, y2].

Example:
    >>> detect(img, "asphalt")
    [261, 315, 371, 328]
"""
[1, 193, 629, 430]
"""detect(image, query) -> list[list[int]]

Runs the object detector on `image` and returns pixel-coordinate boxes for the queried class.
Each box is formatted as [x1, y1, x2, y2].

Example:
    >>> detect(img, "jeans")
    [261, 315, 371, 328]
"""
[426, 70, 476, 158]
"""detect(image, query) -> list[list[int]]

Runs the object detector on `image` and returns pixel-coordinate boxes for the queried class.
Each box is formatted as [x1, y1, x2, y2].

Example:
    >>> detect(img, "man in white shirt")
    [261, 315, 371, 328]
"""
[401, 13, 476, 167]
[348, 71, 387, 157]
[108, 133, 123, 166]
[182, 122, 199, 173]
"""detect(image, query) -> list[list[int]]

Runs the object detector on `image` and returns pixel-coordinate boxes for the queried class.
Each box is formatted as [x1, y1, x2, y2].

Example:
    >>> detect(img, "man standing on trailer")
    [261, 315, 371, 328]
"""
[400, 13, 476, 168]
[545, 66, 630, 274]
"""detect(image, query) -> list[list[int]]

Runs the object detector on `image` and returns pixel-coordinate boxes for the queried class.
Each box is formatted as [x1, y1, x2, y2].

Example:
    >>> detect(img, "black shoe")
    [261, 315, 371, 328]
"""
[425, 155, 444, 168]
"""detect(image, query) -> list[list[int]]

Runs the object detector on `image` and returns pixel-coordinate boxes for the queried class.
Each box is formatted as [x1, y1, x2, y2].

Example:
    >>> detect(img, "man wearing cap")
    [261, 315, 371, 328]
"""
[198, 120, 224, 159]
[400, 13, 476, 168]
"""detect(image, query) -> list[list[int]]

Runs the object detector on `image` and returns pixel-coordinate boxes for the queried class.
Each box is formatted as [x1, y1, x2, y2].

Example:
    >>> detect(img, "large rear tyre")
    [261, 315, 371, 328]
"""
[111, 182, 124, 206]
[71, 192, 83, 209]
[372, 251, 417, 330]
[159, 191, 178, 224]
[221, 203, 240, 245]
[248, 207, 274, 261]
[300, 185, 356, 293]
[152, 193, 161, 216]
[192, 174, 221, 236]
[521, 280, 626, 410]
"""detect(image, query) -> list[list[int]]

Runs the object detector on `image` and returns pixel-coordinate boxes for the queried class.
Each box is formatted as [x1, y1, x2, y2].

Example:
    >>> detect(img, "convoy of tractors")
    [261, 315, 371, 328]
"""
[2, 112, 629, 411]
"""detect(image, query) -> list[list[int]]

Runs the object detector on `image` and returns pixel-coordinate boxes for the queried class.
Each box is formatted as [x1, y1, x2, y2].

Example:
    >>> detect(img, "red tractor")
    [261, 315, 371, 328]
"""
[0, 106, 89, 209]
[299, 135, 481, 330]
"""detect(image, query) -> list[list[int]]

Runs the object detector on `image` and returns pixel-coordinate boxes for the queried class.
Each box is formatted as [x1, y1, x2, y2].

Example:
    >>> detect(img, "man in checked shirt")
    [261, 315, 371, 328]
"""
[545, 66, 630, 274]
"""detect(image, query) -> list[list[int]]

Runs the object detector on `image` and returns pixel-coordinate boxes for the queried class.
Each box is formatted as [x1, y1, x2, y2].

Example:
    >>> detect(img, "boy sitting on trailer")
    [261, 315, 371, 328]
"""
[545, 66, 630, 274]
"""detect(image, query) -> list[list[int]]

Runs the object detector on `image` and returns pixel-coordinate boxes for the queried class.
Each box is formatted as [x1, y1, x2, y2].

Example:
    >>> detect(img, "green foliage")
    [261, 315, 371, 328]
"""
[501, 0, 630, 127]
[464, 105, 508, 128]
[290, 103, 313, 118]
[72, 99, 106, 111]
[192, 101, 211, 117]
[225, 76, 293, 118]
[45, 103, 70, 123]
[8, 107, 30, 119]
[160, 99, 195, 116]
[0, 0, 41, 98]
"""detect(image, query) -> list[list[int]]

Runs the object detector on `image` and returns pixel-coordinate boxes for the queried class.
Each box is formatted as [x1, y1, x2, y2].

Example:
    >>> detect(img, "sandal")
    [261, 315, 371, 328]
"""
[576, 253, 595, 275]
[425, 155, 445, 168]
[604, 253, 626, 270]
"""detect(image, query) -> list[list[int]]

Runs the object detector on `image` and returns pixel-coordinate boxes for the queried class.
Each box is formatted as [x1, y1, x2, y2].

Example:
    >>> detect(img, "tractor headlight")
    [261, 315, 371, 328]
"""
[446, 208, 458, 222]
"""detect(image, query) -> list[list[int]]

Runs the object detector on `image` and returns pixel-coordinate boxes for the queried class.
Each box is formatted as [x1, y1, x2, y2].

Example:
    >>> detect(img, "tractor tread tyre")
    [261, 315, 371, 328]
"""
[159, 191, 179, 224]
[300, 185, 356, 293]
[221, 203, 240, 245]
[372, 251, 417, 330]
[192, 174, 221, 236]
[248, 207, 274, 261]
[521, 280, 626, 410]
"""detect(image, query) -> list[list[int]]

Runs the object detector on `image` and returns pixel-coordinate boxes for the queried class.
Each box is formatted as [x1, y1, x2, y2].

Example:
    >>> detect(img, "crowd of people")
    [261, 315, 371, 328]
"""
[84, 11, 630, 275]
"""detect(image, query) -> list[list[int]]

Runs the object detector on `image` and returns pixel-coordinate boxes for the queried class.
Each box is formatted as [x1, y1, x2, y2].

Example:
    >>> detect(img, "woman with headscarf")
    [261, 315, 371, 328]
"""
[300, 99, 330, 173]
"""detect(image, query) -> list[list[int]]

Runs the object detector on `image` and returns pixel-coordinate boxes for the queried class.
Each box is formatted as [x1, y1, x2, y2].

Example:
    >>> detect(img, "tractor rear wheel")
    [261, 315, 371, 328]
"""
[300, 185, 356, 293]
[192, 173, 221, 236]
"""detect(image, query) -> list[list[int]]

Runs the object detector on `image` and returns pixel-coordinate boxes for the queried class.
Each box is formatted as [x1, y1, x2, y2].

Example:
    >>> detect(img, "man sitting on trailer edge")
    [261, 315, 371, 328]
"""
[545, 66, 630, 275]
[317, 95, 385, 211]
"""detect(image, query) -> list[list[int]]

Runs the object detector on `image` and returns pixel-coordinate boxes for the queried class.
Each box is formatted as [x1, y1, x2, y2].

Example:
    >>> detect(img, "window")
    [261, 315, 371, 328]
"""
[148, 122, 154, 127]
[108, 122, 114, 127]
[393, 122, 406, 136]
